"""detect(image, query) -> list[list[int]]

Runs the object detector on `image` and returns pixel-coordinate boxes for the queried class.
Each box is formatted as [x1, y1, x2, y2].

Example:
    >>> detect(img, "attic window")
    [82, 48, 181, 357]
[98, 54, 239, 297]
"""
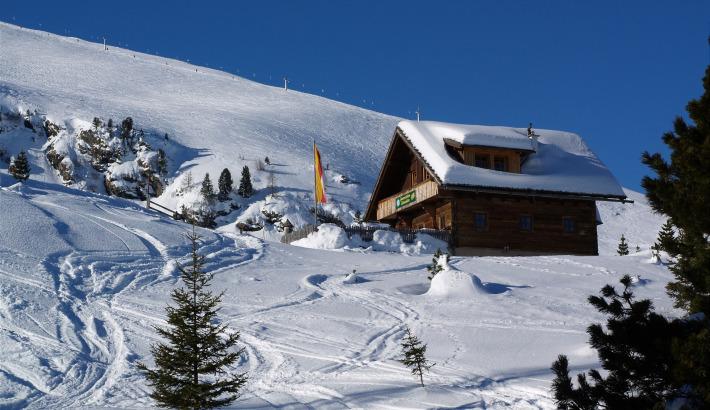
[494, 156, 508, 172]
[474, 154, 490, 169]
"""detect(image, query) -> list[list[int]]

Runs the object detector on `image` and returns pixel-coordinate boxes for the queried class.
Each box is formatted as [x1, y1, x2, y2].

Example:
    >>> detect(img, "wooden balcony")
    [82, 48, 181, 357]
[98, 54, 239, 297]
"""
[376, 180, 439, 220]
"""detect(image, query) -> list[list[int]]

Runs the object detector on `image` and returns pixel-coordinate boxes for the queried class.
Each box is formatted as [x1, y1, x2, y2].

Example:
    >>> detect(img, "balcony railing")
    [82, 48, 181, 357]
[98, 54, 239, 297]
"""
[376, 180, 439, 220]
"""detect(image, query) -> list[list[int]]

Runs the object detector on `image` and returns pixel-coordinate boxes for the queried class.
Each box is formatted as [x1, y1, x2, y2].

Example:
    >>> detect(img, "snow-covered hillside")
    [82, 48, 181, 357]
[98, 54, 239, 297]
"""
[0, 21, 398, 232]
[0, 22, 675, 409]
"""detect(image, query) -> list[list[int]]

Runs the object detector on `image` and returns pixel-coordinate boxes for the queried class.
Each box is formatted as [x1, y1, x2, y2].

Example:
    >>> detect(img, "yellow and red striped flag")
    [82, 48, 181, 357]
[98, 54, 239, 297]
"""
[313, 142, 327, 204]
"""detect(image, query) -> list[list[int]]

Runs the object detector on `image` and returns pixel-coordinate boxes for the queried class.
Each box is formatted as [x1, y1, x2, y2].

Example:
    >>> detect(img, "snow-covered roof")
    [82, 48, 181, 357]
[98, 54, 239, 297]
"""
[397, 120, 626, 199]
[440, 123, 535, 151]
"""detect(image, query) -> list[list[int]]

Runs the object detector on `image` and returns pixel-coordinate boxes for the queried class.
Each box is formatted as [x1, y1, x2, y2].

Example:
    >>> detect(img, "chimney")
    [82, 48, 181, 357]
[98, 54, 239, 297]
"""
[527, 122, 539, 152]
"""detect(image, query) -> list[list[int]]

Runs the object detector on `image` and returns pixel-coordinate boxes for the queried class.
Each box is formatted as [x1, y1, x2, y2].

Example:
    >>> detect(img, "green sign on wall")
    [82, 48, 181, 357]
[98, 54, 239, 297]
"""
[395, 190, 417, 209]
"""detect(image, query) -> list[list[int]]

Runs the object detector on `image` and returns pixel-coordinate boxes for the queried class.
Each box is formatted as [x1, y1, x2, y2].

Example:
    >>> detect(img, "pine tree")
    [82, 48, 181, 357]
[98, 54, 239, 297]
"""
[427, 249, 446, 280]
[264, 156, 270, 165]
[267, 171, 277, 198]
[181, 171, 194, 193]
[617, 234, 629, 256]
[237, 166, 253, 198]
[9, 151, 30, 181]
[398, 325, 434, 386]
[138, 228, 247, 408]
[643, 63, 710, 313]
[120, 117, 133, 144]
[201, 173, 216, 201]
[641, 60, 710, 404]
[551, 275, 682, 409]
[157, 149, 168, 176]
[655, 219, 676, 255]
[353, 210, 363, 225]
[217, 168, 233, 202]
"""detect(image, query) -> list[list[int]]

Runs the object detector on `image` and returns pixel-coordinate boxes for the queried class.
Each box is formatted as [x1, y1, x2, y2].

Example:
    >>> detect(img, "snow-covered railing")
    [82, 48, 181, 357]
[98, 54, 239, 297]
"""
[147, 200, 179, 220]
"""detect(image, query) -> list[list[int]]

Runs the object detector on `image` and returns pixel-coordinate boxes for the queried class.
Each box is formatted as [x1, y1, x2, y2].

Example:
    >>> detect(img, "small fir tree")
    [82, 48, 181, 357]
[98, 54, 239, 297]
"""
[264, 156, 270, 165]
[137, 228, 247, 408]
[353, 210, 363, 225]
[181, 171, 194, 192]
[550, 275, 682, 409]
[267, 171, 277, 198]
[398, 325, 434, 386]
[157, 149, 168, 176]
[9, 151, 30, 181]
[617, 234, 629, 256]
[201, 173, 216, 201]
[197, 204, 217, 229]
[217, 168, 233, 202]
[237, 166, 253, 198]
[655, 219, 676, 255]
[427, 249, 446, 280]
[120, 117, 133, 145]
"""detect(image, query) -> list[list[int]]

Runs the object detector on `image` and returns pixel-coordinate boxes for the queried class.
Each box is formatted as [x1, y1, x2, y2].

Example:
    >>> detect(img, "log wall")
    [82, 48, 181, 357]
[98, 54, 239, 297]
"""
[451, 192, 598, 255]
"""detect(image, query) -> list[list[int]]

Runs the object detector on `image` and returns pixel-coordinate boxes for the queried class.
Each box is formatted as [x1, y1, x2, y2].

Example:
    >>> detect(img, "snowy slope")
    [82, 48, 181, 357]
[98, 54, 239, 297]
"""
[597, 188, 666, 255]
[0, 22, 398, 223]
[0, 180, 676, 409]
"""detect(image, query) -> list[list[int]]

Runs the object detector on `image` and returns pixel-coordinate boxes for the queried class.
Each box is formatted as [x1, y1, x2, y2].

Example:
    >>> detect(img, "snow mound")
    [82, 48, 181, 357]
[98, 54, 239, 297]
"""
[292, 224, 348, 250]
[343, 270, 368, 284]
[427, 266, 490, 298]
[292, 224, 448, 255]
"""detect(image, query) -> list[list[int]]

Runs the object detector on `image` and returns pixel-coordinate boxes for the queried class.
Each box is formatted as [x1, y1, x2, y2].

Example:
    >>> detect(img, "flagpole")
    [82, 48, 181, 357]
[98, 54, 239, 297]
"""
[313, 139, 318, 228]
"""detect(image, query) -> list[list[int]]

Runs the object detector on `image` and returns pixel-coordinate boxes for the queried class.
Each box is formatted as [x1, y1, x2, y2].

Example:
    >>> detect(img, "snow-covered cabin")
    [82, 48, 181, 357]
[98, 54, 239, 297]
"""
[364, 120, 628, 255]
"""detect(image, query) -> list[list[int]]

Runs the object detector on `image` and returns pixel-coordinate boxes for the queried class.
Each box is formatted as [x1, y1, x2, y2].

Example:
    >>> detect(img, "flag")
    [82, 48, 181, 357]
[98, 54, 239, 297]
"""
[313, 142, 327, 204]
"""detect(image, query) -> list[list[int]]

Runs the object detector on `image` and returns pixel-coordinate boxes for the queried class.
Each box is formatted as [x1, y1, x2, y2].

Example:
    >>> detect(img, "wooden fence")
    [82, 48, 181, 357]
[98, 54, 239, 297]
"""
[147, 199, 179, 220]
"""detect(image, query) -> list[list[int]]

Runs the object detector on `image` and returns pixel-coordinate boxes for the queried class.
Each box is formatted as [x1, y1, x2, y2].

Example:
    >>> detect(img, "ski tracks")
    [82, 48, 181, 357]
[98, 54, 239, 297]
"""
[12, 208, 263, 407]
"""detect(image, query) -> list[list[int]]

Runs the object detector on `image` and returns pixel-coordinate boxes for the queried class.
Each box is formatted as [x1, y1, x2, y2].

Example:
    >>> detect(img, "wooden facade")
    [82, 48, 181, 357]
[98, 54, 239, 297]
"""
[365, 127, 622, 256]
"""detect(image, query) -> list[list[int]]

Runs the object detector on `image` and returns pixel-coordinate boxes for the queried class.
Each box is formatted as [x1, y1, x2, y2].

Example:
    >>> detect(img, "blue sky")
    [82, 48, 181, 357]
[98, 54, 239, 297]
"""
[2, 1, 708, 191]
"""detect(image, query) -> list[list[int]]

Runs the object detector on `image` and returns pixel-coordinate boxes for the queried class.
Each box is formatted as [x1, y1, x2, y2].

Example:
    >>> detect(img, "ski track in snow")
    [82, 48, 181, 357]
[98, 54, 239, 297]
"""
[0, 188, 262, 409]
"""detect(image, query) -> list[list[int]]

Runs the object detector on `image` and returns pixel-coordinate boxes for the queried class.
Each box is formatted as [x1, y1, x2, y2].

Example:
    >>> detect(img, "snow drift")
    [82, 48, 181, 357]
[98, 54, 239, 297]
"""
[291, 223, 449, 255]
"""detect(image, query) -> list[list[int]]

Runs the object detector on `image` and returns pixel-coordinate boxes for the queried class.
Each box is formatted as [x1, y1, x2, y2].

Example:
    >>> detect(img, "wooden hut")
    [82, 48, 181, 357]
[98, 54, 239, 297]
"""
[365, 121, 628, 256]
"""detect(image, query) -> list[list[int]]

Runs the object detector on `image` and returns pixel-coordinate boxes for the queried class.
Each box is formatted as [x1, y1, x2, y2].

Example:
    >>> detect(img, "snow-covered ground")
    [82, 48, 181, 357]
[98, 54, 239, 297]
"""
[0, 179, 675, 409]
[0, 22, 675, 409]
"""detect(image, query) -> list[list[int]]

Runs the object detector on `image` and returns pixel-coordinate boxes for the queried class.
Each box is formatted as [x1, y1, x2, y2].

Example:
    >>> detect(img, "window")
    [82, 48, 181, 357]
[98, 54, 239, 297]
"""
[519, 215, 533, 232]
[474, 154, 490, 169]
[438, 214, 447, 229]
[474, 212, 487, 231]
[563, 217, 575, 233]
[494, 156, 508, 172]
